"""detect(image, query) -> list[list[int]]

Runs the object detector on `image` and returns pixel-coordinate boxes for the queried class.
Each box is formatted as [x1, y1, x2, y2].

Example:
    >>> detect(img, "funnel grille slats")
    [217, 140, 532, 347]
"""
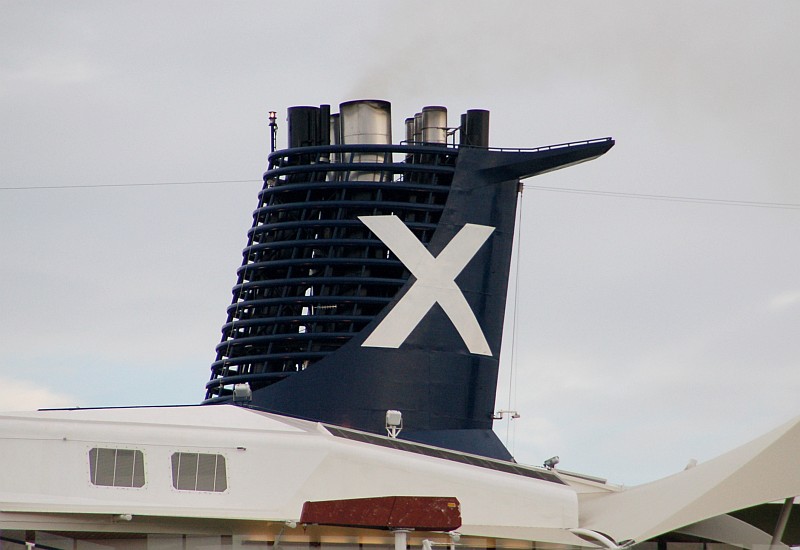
[205, 144, 457, 399]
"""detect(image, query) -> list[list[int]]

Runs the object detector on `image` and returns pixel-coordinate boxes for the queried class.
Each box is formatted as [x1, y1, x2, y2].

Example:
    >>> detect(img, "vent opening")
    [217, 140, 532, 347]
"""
[89, 448, 145, 488]
[170, 452, 227, 492]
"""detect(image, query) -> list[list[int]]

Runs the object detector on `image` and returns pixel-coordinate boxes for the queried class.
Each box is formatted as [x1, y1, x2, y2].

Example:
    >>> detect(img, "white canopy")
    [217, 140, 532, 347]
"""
[579, 415, 800, 545]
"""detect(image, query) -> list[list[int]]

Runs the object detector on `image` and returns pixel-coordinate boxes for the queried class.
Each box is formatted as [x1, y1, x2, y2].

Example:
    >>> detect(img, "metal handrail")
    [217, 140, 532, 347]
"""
[479, 136, 614, 153]
[266, 137, 613, 162]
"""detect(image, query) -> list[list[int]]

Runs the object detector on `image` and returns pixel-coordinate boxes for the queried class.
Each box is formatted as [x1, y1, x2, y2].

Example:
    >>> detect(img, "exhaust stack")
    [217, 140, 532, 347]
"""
[460, 109, 490, 147]
[340, 99, 392, 145]
[340, 100, 392, 182]
[287, 105, 331, 148]
[421, 106, 447, 145]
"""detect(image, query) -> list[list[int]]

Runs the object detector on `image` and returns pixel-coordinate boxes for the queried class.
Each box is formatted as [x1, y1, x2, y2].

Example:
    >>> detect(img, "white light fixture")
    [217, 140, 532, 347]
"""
[386, 409, 403, 438]
[233, 382, 252, 403]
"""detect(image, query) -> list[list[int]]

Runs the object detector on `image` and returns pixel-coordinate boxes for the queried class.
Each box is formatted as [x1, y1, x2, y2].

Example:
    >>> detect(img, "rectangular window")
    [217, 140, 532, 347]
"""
[171, 452, 227, 492]
[89, 448, 145, 487]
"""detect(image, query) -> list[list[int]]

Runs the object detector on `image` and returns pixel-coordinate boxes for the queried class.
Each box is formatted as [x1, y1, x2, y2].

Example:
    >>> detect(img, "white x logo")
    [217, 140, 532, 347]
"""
[359, 215, 494, 356]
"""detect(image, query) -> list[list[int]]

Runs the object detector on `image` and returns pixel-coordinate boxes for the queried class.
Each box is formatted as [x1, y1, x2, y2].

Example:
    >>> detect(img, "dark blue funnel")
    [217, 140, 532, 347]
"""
[205, 102, 613, 461]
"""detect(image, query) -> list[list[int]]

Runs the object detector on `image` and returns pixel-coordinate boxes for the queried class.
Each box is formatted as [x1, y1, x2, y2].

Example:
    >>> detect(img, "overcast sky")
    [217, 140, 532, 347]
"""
[1, 1, 798, 486]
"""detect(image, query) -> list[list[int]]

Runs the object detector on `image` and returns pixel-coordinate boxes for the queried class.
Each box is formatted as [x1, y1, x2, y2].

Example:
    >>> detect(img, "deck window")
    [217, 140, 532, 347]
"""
[171, 452, 227, 492]
[89, 448, 145, 487]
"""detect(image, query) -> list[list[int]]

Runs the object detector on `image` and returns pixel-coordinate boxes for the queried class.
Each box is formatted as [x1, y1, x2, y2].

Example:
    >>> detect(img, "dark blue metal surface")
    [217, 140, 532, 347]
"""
[205, 139, 614, 460]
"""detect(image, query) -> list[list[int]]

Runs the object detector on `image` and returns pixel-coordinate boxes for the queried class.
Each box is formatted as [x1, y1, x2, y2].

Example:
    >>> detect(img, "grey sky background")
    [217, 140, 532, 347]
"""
[1, 1, 798, 486]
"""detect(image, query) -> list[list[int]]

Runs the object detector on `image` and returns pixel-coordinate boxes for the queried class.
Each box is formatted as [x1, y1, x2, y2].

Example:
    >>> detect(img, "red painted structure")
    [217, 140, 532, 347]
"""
[300, 496, 462, 531]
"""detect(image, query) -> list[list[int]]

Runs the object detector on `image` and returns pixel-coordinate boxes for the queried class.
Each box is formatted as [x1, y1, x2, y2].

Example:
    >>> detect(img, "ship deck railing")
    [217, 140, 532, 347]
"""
[267, 137, 614, 164]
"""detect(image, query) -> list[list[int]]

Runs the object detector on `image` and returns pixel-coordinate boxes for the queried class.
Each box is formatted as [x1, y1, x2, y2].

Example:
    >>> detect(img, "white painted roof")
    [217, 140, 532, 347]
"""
[0, 405, 580, 544]
[2, 405, 799, 547]
[580, 414, 800, 544]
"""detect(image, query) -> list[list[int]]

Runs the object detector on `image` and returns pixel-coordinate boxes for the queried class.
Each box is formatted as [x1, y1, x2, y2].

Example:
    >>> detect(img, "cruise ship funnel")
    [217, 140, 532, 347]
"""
[205, 100, 614, 460]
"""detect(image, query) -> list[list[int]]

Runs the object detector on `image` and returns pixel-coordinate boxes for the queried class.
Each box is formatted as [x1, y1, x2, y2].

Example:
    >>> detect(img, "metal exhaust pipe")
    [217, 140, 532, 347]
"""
[421, 106, 447, 145]
[340, 100, 392, 181]
[460, 109, 490, 147]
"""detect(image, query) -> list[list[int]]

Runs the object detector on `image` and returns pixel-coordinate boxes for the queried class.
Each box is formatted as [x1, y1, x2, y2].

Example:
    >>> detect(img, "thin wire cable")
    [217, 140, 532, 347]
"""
[523, 184, 800, 210]
[0, 179, 260, 191]
[511, 189, 524, 456]
[2, 178, 798, 211]
[505, 187, 524, 451]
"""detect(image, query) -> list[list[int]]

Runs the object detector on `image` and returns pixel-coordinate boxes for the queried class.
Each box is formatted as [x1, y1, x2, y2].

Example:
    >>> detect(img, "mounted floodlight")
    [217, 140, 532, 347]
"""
[491, 409, 520, 420]
[386, 409, 403, 438]
[232, 382, 252, 404]
[543, 456, 560, 470]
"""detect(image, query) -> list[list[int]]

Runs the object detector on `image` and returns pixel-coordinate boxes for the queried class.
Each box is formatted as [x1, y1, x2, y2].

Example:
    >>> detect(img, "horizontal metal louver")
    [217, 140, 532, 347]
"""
[170, 452, 227, 492]
[88, 448, 145, 488]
